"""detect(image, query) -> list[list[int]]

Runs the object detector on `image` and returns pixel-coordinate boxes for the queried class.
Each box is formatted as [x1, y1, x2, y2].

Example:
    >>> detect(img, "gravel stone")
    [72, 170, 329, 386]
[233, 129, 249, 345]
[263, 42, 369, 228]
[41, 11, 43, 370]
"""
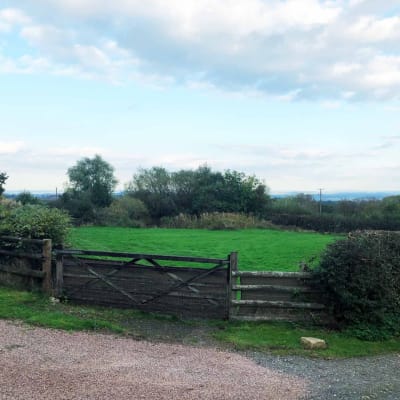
[248, 351, 400, 400]
[1, 319, 399, 399]
[0, 320, 307, 400]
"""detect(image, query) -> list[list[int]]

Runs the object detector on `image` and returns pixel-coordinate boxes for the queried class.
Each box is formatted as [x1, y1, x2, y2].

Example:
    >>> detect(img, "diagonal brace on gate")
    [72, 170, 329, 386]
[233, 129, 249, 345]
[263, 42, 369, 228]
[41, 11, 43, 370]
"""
[141, 263, 225, 305]
[121, 256, 218, 304]
[86, 267, 139, 304]
[66, 256, 139, 304]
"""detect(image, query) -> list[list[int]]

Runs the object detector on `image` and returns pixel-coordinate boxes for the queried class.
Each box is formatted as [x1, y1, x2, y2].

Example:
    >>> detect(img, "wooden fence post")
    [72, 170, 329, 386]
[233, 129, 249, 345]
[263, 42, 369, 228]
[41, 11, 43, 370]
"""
[42, 239, 52, 295]
[55, 253, 64, 297]
[228, 252, 238, 320]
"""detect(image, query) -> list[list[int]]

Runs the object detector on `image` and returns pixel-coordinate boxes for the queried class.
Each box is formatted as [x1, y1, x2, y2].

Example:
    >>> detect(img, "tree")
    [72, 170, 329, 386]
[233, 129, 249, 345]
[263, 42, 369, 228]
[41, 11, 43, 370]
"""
[126, 167, 176, 221]
[126, 165, 271, 220]
[67, 155, 117, 208]
[0, 172, 8, 196]
[15, 191, 42, 205]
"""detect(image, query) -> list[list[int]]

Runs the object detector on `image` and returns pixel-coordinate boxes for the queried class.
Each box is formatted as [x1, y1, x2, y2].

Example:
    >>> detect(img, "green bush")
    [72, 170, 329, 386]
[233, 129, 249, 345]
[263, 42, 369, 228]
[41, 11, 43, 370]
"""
[55, 190, 96, 225]
[96, 196, 149, 227]
[0, 204, 71, 246]
[313, 231, 400, 340]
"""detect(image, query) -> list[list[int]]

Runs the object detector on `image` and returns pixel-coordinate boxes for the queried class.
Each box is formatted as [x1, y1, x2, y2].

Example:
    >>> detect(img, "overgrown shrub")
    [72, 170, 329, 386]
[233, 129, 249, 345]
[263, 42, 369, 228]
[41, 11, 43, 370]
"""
[313, 231, 400, 340]
[0, 204, 71, 246]
[96, 196, 149, 227]
[160, 212, 274, 230]
[54, 191, 96, 225]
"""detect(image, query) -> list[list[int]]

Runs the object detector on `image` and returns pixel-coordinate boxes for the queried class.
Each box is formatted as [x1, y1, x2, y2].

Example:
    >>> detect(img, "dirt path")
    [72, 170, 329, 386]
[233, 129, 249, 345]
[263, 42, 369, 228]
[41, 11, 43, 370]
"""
[0, 320, 307, 400]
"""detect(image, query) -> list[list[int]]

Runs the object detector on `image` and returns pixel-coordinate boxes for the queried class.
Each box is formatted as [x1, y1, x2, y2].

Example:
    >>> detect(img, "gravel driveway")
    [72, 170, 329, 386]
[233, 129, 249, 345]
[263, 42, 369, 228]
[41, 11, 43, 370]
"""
[249, 352, 400, 400]
[1, 319, 399, 400]
[0, 320, 306, 400]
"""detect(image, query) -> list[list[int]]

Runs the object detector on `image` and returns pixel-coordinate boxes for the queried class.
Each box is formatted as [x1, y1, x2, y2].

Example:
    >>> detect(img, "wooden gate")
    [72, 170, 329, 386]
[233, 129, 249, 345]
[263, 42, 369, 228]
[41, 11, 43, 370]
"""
[55, 250, 234, 319]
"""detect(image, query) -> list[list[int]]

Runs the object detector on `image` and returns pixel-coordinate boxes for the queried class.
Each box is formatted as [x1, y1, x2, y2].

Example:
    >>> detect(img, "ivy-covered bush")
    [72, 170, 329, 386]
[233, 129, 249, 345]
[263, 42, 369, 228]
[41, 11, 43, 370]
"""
[313, 231, 400, 340]
[0, 204, 71, 246]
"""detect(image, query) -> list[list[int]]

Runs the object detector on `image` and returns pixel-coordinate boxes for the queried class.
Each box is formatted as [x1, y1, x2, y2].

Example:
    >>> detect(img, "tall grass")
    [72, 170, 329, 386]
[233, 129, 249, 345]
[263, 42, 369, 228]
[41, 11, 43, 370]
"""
[160, 212, 274, 230]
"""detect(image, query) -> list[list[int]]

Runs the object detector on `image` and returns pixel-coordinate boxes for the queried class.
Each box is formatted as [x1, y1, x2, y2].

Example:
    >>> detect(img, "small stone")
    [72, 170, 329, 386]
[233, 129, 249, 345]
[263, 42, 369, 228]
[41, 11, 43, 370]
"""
[49, 297, 60, 304]
[300, 337, 327, 350]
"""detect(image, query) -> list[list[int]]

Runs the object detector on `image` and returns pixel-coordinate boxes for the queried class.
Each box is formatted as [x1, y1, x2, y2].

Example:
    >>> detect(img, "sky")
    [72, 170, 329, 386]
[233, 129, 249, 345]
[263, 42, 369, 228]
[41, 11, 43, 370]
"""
[1, 0, 400, 194]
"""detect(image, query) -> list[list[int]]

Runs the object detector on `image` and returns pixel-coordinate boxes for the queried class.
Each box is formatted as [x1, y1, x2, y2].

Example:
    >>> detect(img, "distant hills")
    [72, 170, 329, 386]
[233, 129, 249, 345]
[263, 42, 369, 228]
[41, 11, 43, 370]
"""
[271, 192, 400, 201]
[4, 190, 400, 201]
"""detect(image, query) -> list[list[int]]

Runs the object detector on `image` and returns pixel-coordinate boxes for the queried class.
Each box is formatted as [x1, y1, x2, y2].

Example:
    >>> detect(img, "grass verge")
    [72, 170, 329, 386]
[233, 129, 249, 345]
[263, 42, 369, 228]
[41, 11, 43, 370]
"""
[214, 321, 400, 358]
[1, 286, 399, 358]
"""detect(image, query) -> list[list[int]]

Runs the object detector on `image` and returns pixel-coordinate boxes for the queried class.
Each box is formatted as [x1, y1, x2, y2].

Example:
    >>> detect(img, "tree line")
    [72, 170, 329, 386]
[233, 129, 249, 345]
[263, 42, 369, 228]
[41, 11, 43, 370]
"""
[2, 156, 400, 232]
[54, 156, 270, 225]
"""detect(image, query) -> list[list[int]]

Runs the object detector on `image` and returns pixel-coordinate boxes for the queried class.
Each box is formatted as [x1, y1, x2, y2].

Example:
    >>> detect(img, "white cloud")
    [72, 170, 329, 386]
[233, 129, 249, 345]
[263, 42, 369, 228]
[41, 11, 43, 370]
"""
[362, 55, 400, 88]
[0, 8, 30, 32]
[1, 1, 400, 100]
[0, 141, 26, 155]
[331, 62, 362, 77]
[50, 146, 106, 158]
[348, 15, 400, 42]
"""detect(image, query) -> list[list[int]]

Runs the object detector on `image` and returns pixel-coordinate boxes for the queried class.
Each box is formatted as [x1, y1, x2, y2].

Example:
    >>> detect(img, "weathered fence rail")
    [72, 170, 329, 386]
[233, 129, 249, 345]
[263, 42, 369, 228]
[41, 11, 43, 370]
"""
[0, 236, 52, 293]
[229, 269, 328, 323]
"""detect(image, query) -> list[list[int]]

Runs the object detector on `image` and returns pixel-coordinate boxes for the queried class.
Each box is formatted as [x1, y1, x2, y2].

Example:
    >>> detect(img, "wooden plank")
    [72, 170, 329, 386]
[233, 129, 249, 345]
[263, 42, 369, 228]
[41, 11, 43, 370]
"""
[63, 273, 225, 290]
[228, 251, 238, 320]
[41, 239, 52, 294]
[231, 300, 325, 310]
[0, 236, 45, 244]
[0, 249, 43, 260]
[63, 286, 226, 305]
[63, 272, 225, 286]
[0, 264, 45, 278]
[242, 291, 298, 302]
[63, 266, 227, 294]
[64, 290, 227, 312]
[62, 258, 228, 281]
[232, 284, 314, 292]
[64, 281, 226, 300]
[63, 279, 226, 301]
[233, 271, 312, 279]
[57, 249, 228, 265]
[55, 254, 64, 297]
[229, 314, 330, 323]
[240, 275, 311, 287]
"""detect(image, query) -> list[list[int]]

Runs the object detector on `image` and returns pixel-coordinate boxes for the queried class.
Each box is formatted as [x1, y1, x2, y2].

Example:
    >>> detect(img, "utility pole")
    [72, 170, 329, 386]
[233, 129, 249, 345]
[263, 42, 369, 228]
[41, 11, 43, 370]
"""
[318, 188, 324, 215]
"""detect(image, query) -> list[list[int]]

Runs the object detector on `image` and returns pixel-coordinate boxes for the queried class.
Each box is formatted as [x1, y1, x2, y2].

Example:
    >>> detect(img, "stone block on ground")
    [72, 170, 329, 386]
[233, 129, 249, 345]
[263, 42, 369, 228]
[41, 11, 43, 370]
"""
[300, 337, 327, 350]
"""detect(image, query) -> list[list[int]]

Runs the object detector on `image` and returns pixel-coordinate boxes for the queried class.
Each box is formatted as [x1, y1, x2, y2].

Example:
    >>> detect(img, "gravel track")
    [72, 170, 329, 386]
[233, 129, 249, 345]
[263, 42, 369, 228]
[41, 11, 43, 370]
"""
[249, 352, 400, 400]
[1, 319, 399, 399]
[0, 320, 307, 400]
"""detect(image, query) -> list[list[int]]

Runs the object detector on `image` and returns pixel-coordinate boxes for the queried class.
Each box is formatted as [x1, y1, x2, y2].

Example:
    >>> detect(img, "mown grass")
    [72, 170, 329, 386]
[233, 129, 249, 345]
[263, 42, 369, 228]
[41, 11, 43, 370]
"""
[68, 227, 340, 271]
[1, 286, 399, 358]
[0, 287, 126, 333]
[214, 322, 400, 358]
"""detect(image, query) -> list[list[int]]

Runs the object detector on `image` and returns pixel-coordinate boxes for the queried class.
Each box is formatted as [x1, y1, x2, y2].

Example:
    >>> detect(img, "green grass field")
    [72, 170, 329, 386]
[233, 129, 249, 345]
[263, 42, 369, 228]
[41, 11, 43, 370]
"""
[68, 227, 340, 271]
